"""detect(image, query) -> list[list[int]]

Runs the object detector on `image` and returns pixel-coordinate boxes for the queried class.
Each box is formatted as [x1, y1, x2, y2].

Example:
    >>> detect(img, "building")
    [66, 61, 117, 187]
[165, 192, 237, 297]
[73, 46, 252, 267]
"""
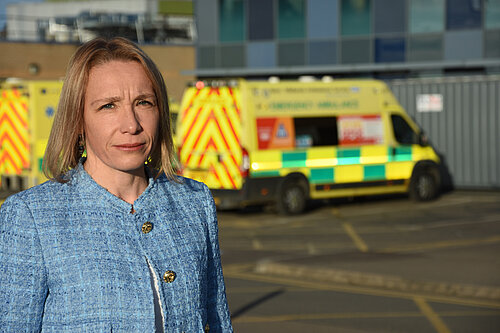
[193, 0, 500, 79]
[0, 0, 195, 100]
[5, 0, 194, 43]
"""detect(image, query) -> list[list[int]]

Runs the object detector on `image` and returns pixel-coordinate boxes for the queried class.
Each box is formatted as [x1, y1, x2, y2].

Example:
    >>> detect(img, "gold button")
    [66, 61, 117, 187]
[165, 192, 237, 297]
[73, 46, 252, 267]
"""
[163, 270, 176, 283]
[142, 222, 153, 234]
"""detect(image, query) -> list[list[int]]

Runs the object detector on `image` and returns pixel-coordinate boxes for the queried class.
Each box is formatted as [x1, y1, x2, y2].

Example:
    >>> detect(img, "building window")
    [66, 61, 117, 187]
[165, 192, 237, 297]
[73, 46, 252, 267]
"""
[374, 0, 406, 34]
[341, 38, 371, 64]
[197, 0, 218, 43]
[409, 0, 444, 33]
[247, 42, 276, 68]
[219, 0, 245, 42]
[198, 46, 217, 69]
[278, 0, 306, 39]
[341, 0, 371, 36]
[446, 0, 482, 30]
[484, 30, 500, 58]
[444, 30, 482, 60]
[375, 37, 406, 63]
[485, 0, 500, 29]
[249, 0, 274, 40]
[307, 0, 338, 38]
[408, 35, 443, 61]
[220, 44, 245, 68]
[278, 41, 306, 66]
[308, 40, 337, 65]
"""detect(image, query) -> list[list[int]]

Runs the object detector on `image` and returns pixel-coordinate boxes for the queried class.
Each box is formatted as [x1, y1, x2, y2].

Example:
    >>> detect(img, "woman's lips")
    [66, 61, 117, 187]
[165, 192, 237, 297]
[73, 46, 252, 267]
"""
[114, 143, 145, 151]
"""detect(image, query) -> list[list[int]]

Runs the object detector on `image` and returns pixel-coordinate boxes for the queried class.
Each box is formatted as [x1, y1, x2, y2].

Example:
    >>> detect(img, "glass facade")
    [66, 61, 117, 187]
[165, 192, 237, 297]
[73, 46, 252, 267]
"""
[247, 42, 276, 67]
[486, 0, 500, 29]
[341, 0, 371, 36]
[220, 45, 245, 68]
[308, 40, 337, 65]
[198, 46, 216, 69]
[219, 0, 245, 42]
[196, 0, 499, 74]
[341, 39, 371, 64]
[278, 0, 306, 39]
[408, 35, 442, 61]
[409, 0, 444, 33]
[375, 38, 405, 63]
[485, 30, 500, 58]
[278, 41, 306, 66]
[444, 30, 482, 60]
[446, 0, 482, 30]
[307, 0, 338, 38]
[248, 0, 274, 40]
[374, 0, 406, 34]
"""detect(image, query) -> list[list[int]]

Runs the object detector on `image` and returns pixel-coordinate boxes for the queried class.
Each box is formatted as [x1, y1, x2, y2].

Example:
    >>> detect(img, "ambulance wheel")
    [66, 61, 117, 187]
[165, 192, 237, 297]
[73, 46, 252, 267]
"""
[277, 180, 307, 215]
[409, 168, 439, 201]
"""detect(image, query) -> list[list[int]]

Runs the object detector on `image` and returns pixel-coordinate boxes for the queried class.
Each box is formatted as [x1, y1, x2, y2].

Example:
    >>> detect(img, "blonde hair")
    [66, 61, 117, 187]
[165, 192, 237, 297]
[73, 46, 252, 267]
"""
[43, 37, 176, 181]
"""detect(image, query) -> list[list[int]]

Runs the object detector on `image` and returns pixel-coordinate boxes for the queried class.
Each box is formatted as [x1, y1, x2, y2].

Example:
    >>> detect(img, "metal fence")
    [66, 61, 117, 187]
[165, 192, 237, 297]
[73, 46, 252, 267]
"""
[389, 75, 500, 189]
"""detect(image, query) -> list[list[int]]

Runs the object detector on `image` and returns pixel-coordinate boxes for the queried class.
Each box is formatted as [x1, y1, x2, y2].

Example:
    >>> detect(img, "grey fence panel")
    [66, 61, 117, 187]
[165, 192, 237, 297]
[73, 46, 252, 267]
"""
[389, 76, 500, 189]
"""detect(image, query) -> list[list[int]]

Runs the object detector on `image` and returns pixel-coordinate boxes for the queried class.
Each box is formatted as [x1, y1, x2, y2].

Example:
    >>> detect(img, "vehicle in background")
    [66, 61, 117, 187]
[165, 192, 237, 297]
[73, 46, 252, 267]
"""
[0, 80, 62, 196]
[176, 78, 441, 214]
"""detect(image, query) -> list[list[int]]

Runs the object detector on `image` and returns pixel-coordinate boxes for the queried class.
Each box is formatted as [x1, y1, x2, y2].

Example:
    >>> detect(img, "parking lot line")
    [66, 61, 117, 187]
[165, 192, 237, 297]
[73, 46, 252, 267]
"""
[380, 235, 500, 253]
[342, 222, 369, 252]
[231, 309, 500, 324]
[224, 269, 500, 309]
[232, 311, 424, 323]
[414, 296, 451, 333]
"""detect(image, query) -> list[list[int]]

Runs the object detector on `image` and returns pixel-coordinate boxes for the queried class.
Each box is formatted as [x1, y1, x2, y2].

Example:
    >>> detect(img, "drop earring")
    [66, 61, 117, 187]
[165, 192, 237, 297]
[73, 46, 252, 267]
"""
[78, 134, 85, 156]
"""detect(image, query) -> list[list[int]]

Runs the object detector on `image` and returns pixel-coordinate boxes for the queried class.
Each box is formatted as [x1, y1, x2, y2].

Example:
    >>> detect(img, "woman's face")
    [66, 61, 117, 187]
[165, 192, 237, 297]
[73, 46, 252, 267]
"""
[83, 60, 159, 177]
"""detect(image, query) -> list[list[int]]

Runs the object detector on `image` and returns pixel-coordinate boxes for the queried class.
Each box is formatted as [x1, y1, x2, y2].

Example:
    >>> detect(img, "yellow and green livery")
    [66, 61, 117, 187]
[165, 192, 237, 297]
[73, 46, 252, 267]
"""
[177, 79, 441, 214]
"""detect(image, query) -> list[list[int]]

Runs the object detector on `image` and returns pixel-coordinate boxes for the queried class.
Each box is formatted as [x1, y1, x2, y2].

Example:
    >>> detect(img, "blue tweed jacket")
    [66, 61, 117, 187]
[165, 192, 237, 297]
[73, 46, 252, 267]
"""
[0, 164, 233, 332]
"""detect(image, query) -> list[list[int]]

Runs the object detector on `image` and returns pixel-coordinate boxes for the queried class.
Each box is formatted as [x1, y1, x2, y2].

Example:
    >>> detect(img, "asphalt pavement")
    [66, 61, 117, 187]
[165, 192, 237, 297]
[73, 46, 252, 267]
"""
[218, 190, 500, 332]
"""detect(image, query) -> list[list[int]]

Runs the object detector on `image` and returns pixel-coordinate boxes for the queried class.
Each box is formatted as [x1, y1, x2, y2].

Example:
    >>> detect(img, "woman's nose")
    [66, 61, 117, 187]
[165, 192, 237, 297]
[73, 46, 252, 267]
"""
[120, 105, 142, 134]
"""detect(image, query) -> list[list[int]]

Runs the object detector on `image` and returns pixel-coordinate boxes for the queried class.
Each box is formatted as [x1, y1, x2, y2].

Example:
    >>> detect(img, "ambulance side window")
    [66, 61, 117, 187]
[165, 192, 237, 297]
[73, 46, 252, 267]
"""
[391, 114, 418, 145]
[294, 117, 338, 147]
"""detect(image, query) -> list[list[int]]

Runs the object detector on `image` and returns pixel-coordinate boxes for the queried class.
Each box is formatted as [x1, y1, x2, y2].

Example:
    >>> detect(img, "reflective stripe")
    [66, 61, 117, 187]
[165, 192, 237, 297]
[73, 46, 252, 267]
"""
[179, 86, 243, 190]
[0, 87, 29, 175]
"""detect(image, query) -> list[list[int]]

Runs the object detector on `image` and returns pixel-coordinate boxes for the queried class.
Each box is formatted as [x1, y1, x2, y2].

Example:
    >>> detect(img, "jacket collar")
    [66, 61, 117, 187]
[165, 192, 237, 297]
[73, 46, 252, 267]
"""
[69, 159, 158, 213]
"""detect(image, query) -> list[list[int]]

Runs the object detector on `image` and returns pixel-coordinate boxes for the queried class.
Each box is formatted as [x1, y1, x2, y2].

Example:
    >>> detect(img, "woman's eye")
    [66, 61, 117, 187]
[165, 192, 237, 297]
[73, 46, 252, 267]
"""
[137, 100, 153, 107]
[99, 103, 114, 110]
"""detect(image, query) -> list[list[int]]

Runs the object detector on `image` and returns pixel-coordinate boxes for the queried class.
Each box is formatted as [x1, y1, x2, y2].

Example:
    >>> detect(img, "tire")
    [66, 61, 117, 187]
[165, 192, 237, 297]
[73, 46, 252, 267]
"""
[410, 169, 438, 201]
[277, 181, 307, 215]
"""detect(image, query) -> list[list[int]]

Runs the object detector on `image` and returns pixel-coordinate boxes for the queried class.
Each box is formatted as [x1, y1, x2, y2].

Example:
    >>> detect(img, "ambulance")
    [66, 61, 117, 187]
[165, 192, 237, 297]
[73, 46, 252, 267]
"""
[0, 80, 62, 195]
[176, 78, 441, 214]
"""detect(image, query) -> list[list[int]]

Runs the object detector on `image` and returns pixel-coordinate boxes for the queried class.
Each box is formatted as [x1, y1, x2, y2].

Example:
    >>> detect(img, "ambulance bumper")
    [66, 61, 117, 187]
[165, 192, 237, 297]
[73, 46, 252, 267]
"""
[211, 177, 281, 209]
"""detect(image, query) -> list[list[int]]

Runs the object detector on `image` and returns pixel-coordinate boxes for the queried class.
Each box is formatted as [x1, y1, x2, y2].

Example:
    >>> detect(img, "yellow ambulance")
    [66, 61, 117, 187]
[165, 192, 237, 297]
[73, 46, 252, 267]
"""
[177, 78, 441, 214]
[0, 80, 62, 194]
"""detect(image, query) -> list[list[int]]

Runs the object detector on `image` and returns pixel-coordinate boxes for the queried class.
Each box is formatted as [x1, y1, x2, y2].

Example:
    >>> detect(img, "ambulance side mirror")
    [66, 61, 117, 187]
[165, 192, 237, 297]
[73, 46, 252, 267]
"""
[418, 132, 429, 147]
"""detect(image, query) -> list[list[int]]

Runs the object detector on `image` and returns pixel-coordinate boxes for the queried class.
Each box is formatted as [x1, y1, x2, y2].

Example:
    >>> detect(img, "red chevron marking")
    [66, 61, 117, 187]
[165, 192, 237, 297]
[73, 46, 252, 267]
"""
[227, 87, 241, 116]
[8, 101, 28, 128]
[0, 114, 29, 149]
[197, 137, 217, 168]
[182, 106, 203, 144]
[182, 87, 202, 119]
[211, 166, 222, 188]
[185, 109, 216, 166]
[0, 132, 28, 167]
[221, 106, 240, 144]
[221, 160, 237, 189]
[0, 153, 22, 174]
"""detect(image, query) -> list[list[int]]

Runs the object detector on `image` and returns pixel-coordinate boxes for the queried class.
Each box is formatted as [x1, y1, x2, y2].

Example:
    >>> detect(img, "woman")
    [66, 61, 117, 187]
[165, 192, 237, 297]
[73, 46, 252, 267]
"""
[0, 37, 233, 332]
